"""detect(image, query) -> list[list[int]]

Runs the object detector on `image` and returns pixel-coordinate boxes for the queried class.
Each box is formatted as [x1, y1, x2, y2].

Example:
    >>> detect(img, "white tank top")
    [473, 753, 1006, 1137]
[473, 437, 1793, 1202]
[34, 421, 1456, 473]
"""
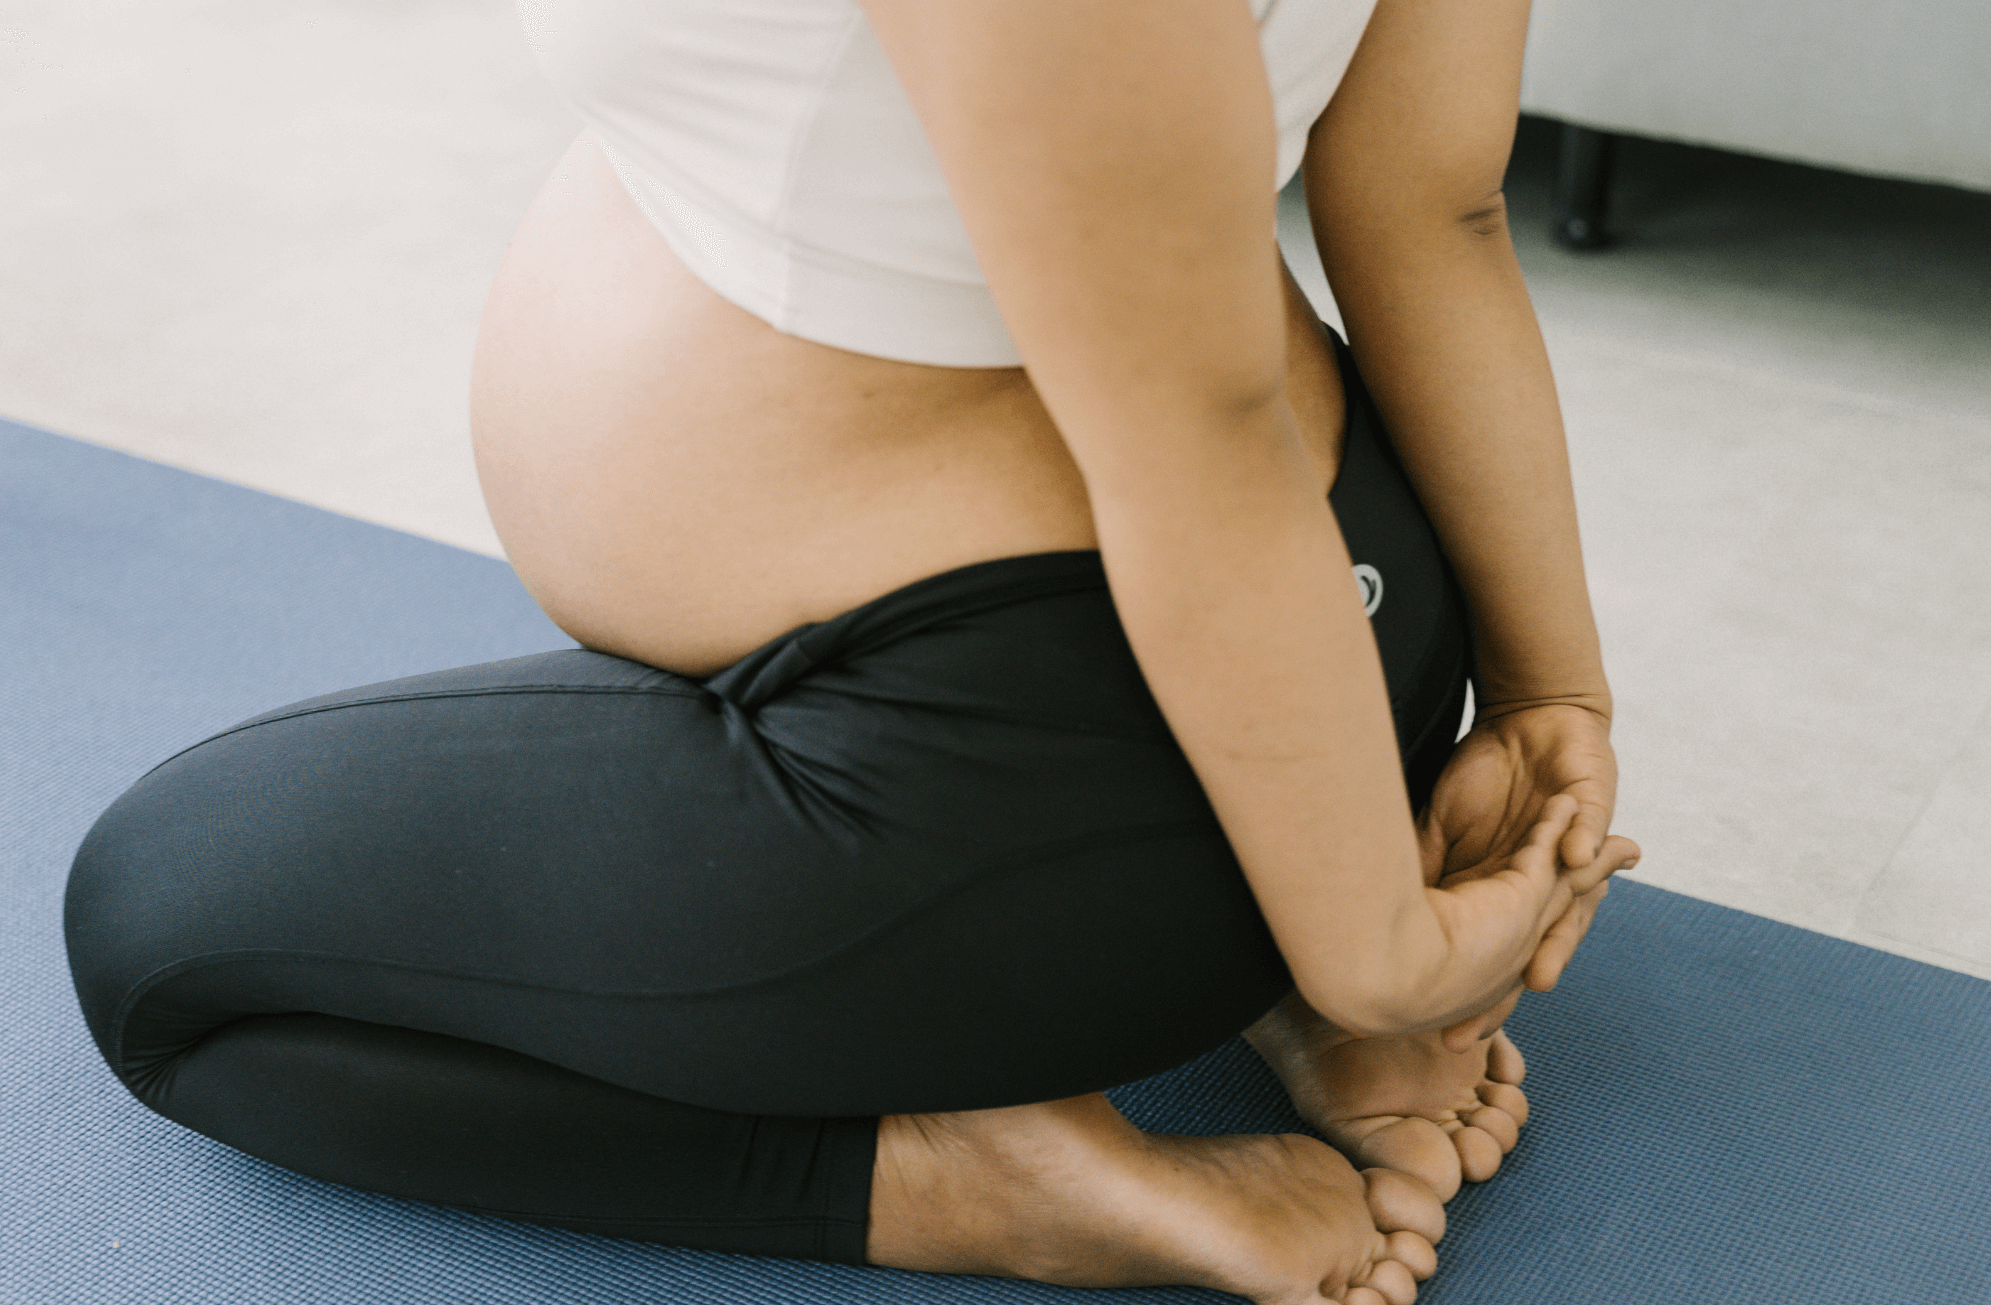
[518, 0, 1377, 367]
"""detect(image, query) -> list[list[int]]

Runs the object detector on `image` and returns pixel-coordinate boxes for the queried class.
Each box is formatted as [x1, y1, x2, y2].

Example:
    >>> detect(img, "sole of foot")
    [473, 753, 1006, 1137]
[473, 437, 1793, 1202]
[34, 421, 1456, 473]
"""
[867, 1091, 1445, 1305]
[1245, 992, 1529, 1202]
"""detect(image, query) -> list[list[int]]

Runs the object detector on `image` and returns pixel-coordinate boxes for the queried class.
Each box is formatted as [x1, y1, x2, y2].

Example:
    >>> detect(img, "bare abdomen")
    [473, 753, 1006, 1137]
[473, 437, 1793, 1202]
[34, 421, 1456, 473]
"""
[469, 133, 1342, 676]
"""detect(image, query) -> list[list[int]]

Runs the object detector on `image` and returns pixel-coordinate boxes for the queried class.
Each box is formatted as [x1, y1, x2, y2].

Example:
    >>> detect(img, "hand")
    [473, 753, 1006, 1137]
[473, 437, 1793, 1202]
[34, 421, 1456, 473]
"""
[1420, 701, 1625, 885]
[1432, 876, 1613, 1052]
[1418, 794, 1627, 1047]
[1418, 702, 1640, 1049]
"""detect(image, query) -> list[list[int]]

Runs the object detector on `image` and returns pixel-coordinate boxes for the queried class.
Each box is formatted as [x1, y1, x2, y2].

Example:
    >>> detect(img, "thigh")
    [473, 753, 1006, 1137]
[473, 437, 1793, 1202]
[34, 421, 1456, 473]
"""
[67, 504, 1466, 1124]
[65, 563, 1293, 1120]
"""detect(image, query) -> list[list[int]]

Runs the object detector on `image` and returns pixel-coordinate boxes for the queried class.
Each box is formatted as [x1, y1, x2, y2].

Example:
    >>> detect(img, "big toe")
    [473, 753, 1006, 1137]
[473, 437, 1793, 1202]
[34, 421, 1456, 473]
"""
[1352, 1119, 1463, 1203]
[1360, 1167, 1445, 1245]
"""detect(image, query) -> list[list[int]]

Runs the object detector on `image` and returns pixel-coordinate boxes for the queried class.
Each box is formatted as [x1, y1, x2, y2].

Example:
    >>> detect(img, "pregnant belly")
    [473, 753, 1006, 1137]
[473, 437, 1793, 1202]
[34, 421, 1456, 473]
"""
[470, 134, 1098, 675]
[469, 132, 1343, 677]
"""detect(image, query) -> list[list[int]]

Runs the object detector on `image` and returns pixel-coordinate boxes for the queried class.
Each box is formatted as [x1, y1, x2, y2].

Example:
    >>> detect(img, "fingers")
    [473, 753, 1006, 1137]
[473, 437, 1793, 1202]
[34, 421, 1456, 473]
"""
[1559, 833, 1639, 897]
[1430, 797, 1613, 1029]
[1522, 834, 1635, 991]
[1438, 1022, 1479, 1057]
[1437, 793, 1578, 890]
[1416, 805, 1452, 889]
[1557, 802, 1606, 872]
[1439, 984, 1520, 1053]
[1529, 793, 1583, 853]
[1523, 880, 1609, 991]
[1475, 793, 1580, 915]
[1537, 879, 1611, 988]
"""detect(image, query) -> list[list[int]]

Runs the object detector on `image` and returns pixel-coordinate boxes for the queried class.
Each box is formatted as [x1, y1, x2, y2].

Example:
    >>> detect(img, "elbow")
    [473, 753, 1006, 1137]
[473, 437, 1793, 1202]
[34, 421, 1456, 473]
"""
[1298, 993, 1423, 1041]
[1310, 186, 1516, 275]
[1286, 896, 1451, 1040]
[1293, 969, 1431, 1041]
[1454, 189, 1510, 240]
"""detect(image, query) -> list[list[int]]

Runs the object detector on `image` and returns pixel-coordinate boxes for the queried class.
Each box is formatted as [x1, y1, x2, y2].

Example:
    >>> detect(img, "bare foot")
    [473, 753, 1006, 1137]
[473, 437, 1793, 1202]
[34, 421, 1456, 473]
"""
[868, 1092, 1445, 1305]
[1244, 992, 1529, 1202]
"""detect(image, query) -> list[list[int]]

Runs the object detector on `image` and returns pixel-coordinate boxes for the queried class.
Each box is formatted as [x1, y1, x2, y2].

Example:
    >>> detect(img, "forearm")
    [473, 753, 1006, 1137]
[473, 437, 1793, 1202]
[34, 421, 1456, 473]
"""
[1315, 207, 1611, 718]
[1090, 397, 1473, 1033]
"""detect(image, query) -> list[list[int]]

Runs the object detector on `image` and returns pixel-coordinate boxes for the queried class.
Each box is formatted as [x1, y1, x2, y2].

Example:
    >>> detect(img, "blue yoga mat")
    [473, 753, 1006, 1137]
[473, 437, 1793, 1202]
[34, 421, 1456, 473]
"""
[6, 417, 1989, 1303]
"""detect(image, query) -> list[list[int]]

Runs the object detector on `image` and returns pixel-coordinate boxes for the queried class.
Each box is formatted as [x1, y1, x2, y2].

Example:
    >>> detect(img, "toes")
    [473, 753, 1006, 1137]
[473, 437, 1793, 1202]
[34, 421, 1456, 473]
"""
[1463, 1106, 1519, 1154]
[1339, 1288, 1390, 1305]
[1353, 1118, 1462, 1203]
[1348, 1257, 1418, 1305]
[1359, 1168, 1446, 1244]
[1452, 1127, 1503, 1183]
[1383, 1230, 1438, 1281]
[1486, 1031, 1526, 1085]
[1477, 1080, 1529, 1128]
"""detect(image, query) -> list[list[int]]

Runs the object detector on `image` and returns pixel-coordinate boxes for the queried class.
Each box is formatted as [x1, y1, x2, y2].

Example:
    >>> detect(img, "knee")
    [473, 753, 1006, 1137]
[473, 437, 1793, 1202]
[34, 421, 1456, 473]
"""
[63, 734, 257, 1081]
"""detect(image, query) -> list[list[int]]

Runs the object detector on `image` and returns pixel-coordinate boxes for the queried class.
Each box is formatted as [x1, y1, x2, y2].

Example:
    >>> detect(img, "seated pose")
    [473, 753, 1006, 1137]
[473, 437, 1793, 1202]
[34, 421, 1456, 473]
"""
[65, 0, 1639, 1299]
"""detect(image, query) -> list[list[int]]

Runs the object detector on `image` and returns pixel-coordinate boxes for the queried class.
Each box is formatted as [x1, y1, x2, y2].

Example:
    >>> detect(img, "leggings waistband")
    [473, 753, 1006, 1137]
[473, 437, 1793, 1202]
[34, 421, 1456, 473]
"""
[702, 551, 1108, 712]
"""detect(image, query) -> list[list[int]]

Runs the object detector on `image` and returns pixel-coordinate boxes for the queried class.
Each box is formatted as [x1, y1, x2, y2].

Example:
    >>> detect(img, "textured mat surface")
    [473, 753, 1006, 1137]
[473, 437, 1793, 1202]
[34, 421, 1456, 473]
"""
[6, 417, 1990, 1304]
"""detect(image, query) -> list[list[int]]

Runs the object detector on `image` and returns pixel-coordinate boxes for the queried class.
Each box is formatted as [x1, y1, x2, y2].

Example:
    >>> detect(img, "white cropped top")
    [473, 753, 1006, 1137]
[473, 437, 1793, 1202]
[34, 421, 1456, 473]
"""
[518, 0, 1377, 367]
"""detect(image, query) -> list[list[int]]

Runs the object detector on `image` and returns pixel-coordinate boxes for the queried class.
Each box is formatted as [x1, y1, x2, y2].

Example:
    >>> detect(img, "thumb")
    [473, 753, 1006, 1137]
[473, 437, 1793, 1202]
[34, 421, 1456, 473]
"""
[1512, 793, 1582, 900]
[1558, 804, 1606, 872]
[1416, 805, 1450, 888]
[1561, 834, 1640, 898]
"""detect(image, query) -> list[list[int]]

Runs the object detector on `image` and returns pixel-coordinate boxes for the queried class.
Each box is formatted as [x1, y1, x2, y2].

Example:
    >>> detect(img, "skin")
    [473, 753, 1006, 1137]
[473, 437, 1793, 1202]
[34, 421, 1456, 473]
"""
[471, 0, 1640, 1295]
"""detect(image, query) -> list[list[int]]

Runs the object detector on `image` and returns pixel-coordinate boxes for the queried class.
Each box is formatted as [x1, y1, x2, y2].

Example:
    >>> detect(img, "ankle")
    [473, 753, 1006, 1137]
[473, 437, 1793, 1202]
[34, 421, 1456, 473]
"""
[867, 1113, 959, 1269]
[865, 1097, 1145, 1277]
[1244, 989, 1363, 1058]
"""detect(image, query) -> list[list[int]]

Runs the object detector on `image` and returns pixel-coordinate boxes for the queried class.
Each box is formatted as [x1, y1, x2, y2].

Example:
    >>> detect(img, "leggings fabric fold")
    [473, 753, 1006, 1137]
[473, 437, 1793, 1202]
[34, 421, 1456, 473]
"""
[64, 327, 1471, 1263]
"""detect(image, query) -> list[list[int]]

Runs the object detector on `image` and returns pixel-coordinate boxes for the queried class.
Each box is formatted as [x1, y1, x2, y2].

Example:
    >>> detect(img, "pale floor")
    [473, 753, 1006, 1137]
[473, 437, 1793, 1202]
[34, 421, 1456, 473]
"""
[6, 2, 1990, 979]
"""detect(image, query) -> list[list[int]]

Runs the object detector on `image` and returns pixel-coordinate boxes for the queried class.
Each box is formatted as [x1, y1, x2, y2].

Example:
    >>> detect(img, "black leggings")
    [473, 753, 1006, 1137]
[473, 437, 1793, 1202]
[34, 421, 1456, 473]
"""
[64, 329, 1471, 1265]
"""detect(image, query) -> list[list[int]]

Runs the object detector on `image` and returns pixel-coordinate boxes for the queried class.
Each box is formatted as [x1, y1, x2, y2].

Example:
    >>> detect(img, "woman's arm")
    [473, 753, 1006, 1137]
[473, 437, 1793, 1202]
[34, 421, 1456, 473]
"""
[1300, 0, 1638, 1046]
[1304, 0, 1622, 871]
[859, 0, 1613, 1036]
[1305, 0, 1608, 716]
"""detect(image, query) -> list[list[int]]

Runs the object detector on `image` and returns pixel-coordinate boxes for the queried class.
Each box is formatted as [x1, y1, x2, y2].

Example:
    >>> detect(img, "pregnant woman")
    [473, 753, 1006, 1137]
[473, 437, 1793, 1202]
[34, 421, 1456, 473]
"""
[66, 0, 1639, 1299]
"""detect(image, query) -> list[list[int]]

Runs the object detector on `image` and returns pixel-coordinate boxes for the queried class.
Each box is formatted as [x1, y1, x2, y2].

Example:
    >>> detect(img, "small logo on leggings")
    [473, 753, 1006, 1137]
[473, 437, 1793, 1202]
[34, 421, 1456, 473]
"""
[1352, 564, 1383, 617]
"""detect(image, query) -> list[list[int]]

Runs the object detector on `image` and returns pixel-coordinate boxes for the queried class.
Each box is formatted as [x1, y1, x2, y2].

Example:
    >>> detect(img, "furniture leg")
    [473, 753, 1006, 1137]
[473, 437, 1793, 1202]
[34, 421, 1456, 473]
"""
[1552, 123, 1616, 249]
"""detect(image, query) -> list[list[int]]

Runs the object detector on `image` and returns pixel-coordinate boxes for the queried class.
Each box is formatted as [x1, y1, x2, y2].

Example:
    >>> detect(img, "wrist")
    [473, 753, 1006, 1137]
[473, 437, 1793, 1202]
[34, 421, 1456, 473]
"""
[1470, 654, 1612, 727]
[1470, 688, 1613, 728]
[1465, 620, 1611, 726]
